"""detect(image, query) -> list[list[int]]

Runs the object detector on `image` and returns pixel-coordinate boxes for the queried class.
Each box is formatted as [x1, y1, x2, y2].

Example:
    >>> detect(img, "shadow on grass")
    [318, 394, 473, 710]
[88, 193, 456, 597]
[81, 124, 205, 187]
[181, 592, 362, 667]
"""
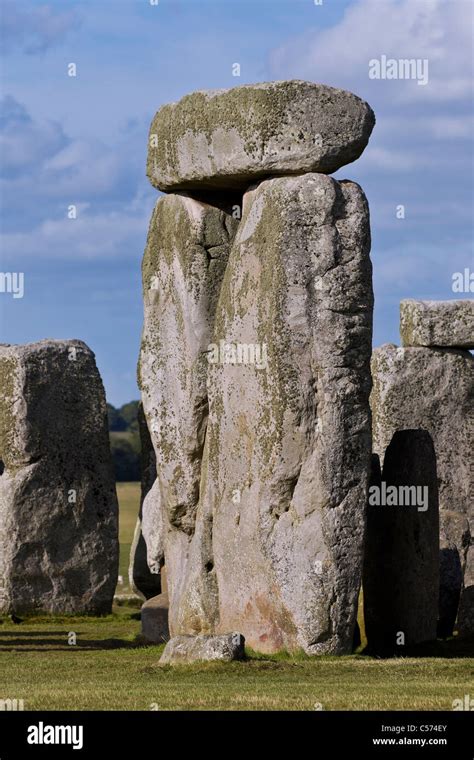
[0, 631, 146, 651]
[0, 630, 68, 636]
[362, 635, 474, 659]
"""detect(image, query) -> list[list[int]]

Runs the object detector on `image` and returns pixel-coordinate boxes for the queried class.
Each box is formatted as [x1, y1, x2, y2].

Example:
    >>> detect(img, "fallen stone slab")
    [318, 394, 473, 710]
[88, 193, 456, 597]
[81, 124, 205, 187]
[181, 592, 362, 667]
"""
[371, 343, 474, 636]
[0, 339, 118, 615]
[141, 592, 170, 643]
[159, 633, 245, 664]
[147, 80, 375, 191]
[173, 173, 373, 654]
[400, 299, 474, 349]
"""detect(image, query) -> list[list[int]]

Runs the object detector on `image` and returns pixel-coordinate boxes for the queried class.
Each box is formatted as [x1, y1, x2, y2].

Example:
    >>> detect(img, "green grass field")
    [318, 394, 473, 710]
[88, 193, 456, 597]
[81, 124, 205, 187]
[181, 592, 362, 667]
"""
[0, 482, 472, 711]
[0, 608, 472, 710]
[116, 482, 141, 595]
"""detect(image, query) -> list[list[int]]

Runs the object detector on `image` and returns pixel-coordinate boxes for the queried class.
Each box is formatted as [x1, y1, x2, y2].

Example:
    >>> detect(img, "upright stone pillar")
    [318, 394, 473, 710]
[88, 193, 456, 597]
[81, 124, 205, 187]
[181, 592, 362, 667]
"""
[0, 340, 118, 615]
[371, 299, 474, 637]
[138, 193, 238, 630]
[172, 173, 373, 653]
[364, 430, 440, 654]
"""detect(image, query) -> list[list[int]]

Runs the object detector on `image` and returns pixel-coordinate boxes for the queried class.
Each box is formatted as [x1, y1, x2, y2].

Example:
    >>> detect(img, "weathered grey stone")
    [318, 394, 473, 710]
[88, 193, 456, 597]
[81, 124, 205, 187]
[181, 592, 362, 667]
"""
[159, 632, 245, 664]
[173, 173, 373, 654]
[364, 430, 439, 654]
[438, 541, 463, 638]
[400, 299, 474, 349]
[371, 344, 474, 636]
[141, 591, 169, 643]
[0, 340, 118, 615]
[457, 546, 474, 638]
[147, 81, 375, 192]
[138, 193, 238, 629]
[129, 403, 160, 600]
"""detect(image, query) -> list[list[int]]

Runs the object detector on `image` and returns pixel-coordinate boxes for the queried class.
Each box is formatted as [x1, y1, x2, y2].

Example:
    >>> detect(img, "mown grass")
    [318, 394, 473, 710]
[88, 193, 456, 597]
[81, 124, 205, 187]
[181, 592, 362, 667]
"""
[1, 482, 472, 711]
[0, 608, 472, 711]
[116, 482, 141, 594]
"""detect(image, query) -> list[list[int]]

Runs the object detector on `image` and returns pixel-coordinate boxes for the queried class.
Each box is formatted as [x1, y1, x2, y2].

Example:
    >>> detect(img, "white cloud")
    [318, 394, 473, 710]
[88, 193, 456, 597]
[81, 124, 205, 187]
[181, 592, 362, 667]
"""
[0, 95, 67, 175]
[0, 94, 153, 247]
[0, 200, 153, 262]
[270, 0, 473, 105]
[0, 1, 80, 54]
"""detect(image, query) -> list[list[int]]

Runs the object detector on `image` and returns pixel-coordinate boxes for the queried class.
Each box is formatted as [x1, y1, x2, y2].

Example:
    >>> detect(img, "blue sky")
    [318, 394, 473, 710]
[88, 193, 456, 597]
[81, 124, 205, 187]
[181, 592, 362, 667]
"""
[1, 0, 473, 406]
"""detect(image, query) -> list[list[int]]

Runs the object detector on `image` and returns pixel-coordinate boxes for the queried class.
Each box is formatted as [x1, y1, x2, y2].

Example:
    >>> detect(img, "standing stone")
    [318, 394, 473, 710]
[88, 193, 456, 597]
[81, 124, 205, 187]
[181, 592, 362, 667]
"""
[371, 344, 474, 636]
[0, 340, 118, 615]
[147, 81, 375, 192]
[172, 173, 373, 654]
[457, 546, 474, 637]
[400, 299, 474, 349]
[138, 193, 238, 629]
[129, 403, 160, 599]
[364, 430, 440, 654]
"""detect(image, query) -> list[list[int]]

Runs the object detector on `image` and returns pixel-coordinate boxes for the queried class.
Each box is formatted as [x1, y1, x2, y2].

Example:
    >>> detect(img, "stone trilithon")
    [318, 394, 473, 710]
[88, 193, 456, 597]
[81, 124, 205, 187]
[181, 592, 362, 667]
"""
[138, 80, 375, 656]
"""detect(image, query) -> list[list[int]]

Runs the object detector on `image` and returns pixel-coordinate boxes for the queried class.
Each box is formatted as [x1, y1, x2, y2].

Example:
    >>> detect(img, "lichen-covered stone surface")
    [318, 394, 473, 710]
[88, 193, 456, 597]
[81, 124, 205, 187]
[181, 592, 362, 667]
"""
[371, 344, 474, 635]
[129, 403, 160, 600]
[400, 299, 474, 349]
[171, 173, 373, 654]
[364, 430, 439, 654]
[0, 340, 118, 615]
[138, 193, 238, 625]
[159, 633, 245, 664]
[147, 81, 375, 192]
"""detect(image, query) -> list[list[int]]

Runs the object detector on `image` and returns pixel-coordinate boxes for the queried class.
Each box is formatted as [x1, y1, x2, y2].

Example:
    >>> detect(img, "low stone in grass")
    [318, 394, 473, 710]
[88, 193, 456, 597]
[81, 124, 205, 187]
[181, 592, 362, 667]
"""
[141, 592, 170, 644]
[159, 633, 245, 664]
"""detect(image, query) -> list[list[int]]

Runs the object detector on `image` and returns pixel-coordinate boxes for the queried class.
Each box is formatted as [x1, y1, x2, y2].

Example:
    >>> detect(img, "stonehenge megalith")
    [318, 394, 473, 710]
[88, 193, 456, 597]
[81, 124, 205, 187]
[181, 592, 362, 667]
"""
[139, 80, 375, 656]
[147, 81, 375, 192]
[128, 403, 161, 600]
[0, 339, 119, 615]
[400, 299, 474, 350]
[370, 300, 474, 640]
[363, 430, 440, 654]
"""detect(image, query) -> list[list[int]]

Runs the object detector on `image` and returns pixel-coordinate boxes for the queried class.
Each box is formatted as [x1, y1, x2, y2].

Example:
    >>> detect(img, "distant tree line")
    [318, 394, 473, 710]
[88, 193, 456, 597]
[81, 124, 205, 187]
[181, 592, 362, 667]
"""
[107, 401, 141, 481]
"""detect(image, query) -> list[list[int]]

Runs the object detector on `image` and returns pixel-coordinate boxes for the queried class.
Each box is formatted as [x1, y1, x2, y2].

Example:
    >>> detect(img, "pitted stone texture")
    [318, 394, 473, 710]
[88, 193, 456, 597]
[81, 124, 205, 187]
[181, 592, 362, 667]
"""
[400, 299, 474, 349]
[371, 344, 474, 635]
[174, 173, 373, 654]
[364, 430, 439, 654]
[0, 340, 118, 615]
[141, 592, 169, 643]
[138, 193, 238, 629]
[159, 633, 245, 664]
[147, 81, 375, 192]
[129, 403, 160, 600]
